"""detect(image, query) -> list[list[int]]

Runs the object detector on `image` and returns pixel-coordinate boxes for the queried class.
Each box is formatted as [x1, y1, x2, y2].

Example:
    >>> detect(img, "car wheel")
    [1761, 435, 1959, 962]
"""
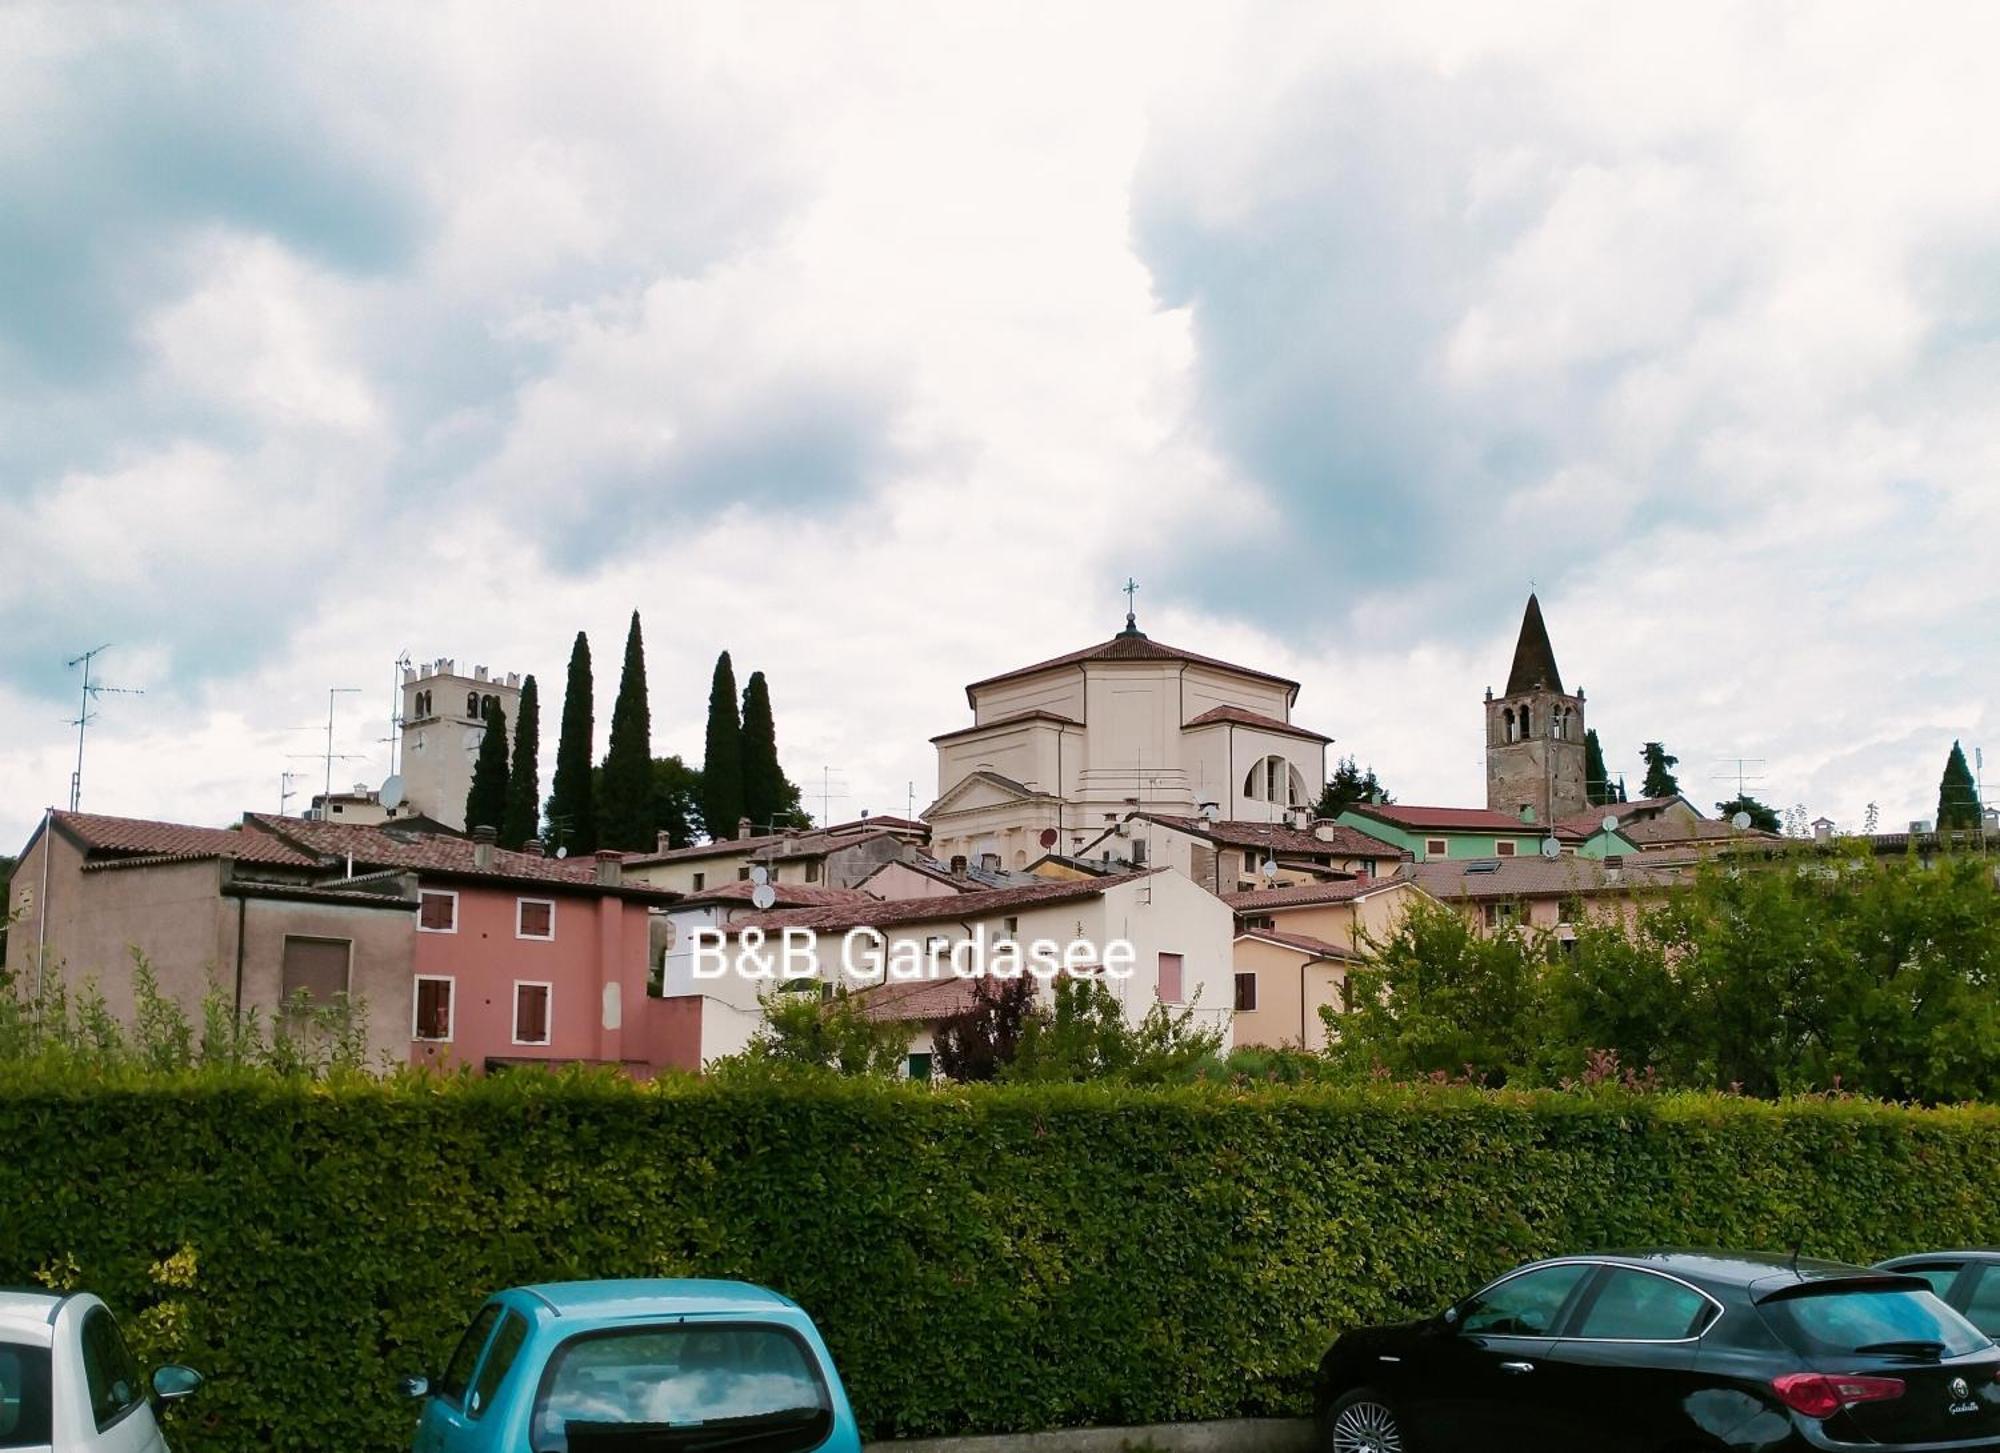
[1327, 1387, 1408, 1453]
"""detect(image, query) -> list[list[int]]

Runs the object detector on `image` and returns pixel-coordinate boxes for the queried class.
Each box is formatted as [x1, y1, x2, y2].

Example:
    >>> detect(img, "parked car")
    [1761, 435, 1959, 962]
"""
[1316, 1250, 2000, 1452]
[1877, 1252, 2000, 1340]
[0, 1290, 202, 1452]
[404, 1280, 860, 1453]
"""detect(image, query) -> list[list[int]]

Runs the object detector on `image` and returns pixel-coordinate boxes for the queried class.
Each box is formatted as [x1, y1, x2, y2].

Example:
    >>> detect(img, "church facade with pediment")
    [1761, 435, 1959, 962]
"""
[923, 608, 1333, 871]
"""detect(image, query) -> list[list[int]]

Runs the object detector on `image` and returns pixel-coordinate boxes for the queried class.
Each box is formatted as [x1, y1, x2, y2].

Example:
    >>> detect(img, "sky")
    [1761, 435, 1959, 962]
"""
[4, 2, 1997, 853]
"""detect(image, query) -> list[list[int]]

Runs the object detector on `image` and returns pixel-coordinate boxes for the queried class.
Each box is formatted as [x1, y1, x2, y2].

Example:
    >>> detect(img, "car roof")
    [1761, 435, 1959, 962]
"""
[1878, 1249, 2000, 1265]
[1560, 1249, 1891, 1292]
[509, 1279, 799, 1320]
[0, 1290, 65, 1344]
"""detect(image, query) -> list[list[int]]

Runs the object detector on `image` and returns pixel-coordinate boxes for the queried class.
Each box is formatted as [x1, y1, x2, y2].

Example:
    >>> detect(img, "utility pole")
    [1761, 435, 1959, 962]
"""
[65, 644, 143, 811]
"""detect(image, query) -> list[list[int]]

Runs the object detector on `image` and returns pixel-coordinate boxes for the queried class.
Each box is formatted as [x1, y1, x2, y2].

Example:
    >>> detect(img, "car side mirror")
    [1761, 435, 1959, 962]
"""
[1441, 1305, 1461, 1328]
[399, 1374, 431, 1401]
[152, 1365, 203, 1404]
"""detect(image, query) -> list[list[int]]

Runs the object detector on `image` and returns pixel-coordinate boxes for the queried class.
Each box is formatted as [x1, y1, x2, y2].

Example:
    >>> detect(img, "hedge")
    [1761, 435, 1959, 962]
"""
[5, 1071, 2000, 1452]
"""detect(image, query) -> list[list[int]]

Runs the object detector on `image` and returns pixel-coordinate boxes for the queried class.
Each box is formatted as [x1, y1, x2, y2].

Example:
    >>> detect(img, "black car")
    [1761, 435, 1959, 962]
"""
[1877, 1252, 2000, 1341]
[1316, 1250, 2000, 1452]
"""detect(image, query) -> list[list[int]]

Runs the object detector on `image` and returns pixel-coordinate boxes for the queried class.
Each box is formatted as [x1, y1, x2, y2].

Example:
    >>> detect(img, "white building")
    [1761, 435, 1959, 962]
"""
[397, 659, 522, 832]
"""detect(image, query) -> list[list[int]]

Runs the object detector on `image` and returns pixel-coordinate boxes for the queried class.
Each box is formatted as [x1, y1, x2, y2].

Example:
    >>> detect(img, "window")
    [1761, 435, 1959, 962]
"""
[1000, 916, 1019, 942]
[1763, 1285, 1985, 1360]
[281, 936, 350, 1004]
[0, 1341, 52, 1446]
[468, 1311, 529, 1419]
[514, 983, 552, 1045]
[79, 1307, 144, 1431]
[530, 1324, 831, 1453]
[1458, 1263, 1593, 1337]
[437, 1303, 502, 1406]
[1496, 840, 1517, 857]
[414, 977, 454, 1041]
[516, 898, 555, 941]
[1484, 902, 1521, 929]
[419, 890, 458, 933]
[466, 692, 479, 718]
[1234, 972, 1257, 1012]
[1425, 839, 1449, 857]
[1961, 1266, 2000, 1337]
[906, 1052, 933, 1082]
[1573, 1269, 1714, 1341]
[1242, 754, 1305, 806]
[691, 872, 705, 891]
[1157, 952, 1183, 1004]
[926, 935, 951, 959]
[738, 866, 751, 881]
[803, 859, 821, 883]
[1246, 914, 1275, 931]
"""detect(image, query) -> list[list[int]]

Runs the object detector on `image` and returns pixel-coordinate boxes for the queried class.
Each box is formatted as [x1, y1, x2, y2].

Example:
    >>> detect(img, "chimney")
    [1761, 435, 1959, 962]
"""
[471, 825, 496, 869]
[523, 838, 546, 858]
[782, 828, 800, 852]
[1399, 849, 1415, 864]
[594, 849, 623, 887]
[657, 830, 672, 853]
[736, 816, 753, 840]
[1603, 854, 1624, 868]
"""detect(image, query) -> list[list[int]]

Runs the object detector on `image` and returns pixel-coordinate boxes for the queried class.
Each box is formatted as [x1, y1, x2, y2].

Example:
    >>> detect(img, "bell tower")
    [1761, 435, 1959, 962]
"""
[1484, 594, 1587, 825]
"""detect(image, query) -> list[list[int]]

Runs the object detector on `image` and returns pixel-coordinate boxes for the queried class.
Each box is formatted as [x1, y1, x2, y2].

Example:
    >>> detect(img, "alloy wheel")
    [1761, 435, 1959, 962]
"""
[1330, 1398, 1403, 1453]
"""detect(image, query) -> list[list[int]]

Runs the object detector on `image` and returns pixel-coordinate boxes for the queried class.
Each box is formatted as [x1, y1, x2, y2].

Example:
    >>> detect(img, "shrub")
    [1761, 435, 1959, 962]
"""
[6, 1074, 2000, 1451]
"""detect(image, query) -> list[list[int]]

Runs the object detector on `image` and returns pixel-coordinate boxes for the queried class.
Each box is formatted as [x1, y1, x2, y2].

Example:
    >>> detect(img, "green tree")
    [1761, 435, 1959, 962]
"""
[933, 975, 1036, 1082]
[500, 674, 540, 849]
[716, 984, 911, 1076]
[1314, 756, 1391, 819]
[597, 611, 655, 852]
[1583, 729, 1615, 806]
[1639, 742, 1680, 799]
[701, 651, 745, 841]
[651, 755, 705, 850]
[462, 699, 510, 835]
[547, 632, 597, 855]
[1007, 975, 1226, 1083]
[1937, 740, 1982, 831]
[1715, 794, 1781, 833]
[740, 671, 808, 832]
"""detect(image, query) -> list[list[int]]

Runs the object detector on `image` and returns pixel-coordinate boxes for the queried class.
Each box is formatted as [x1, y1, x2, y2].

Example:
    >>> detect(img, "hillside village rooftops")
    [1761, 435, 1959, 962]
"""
[1345, 802, 1540, 834]
[723, 869, 1160, 937]
[37, 811, 321, 869]
[671, 881, 877, 911]
[1135, 813, 1403, 860]
[962, 630, 1301, 706]
[1221, 874, 1412, 911]
[1409, 855, 1683, 902]
[622, 816, 926, 867]
[1180, 705, 1333, 742]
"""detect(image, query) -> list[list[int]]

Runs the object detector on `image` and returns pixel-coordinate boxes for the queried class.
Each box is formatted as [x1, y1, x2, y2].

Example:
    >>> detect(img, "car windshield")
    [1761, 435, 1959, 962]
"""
[1762, 1285, 1989, 1361]
[531, 1324, 831, 1453]
[0, 1341, 53, 1449]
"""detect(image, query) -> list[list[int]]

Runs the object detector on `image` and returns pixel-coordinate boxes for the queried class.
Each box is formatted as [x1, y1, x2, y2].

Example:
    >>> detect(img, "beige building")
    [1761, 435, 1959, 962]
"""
[1222, 876, 1423, 1050]
[622, 815, 930, 894]
[1074, 810, 1405, 893]
[1408, 854, 1684, 937]
[926, 609, 1334, 871]
[398, 658, 523, 832]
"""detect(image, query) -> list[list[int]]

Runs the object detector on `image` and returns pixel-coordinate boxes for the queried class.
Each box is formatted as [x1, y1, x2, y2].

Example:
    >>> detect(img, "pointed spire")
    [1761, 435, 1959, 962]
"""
[1505, 592, 1564, 695]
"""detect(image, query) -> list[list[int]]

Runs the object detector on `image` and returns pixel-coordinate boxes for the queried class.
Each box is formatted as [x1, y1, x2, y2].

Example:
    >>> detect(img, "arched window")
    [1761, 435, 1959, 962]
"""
[1503, 707, 1517, 743]
[466, 692, 479, 718]
[1241, 754, 1307, 806]
[481, 693, 499, 718]
[1520, 705, 1532, 738]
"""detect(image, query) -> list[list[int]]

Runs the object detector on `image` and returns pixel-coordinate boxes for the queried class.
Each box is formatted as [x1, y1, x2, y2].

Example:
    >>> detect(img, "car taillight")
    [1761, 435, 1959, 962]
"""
[1771, 1372, 1907, 1419]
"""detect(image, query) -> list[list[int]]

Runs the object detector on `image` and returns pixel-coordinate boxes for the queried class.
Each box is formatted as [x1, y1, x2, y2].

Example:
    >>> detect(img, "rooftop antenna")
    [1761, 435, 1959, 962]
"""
[289, 688, 365, 814]
[817, 765, 848, 828]
[1711, 758, 1767, 801]
[65, 644, 144, 811]
[279, 770, 301, 817]
[382, 651, 411, 776]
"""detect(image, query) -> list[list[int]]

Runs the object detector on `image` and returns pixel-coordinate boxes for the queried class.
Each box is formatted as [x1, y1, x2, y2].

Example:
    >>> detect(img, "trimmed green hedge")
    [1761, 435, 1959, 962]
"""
[5, 1072, 2000, 1451]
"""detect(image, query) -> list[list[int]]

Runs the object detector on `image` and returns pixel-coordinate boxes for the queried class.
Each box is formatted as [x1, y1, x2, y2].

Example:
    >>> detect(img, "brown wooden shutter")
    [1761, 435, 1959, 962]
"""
[281, 937, 350, 1003]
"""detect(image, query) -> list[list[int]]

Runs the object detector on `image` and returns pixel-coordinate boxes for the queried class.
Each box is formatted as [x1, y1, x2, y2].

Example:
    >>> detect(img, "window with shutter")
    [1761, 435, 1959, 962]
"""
[514, 983, 551, 1045]
[419, 891, 457, 932]
[516, 899, 554, 940]
[281, 937, 350, 1004]
[414, 977, 453, 1040]
[1157, 951, 1183, 1004]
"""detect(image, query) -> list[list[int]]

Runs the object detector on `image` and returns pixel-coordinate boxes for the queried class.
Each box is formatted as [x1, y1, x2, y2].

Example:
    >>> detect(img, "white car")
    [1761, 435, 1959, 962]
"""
[0, 1291, 201, 1452]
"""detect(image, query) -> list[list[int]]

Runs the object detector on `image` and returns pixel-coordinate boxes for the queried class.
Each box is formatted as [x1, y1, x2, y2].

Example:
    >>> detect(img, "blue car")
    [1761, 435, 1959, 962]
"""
[405, 1280, 861, 1453]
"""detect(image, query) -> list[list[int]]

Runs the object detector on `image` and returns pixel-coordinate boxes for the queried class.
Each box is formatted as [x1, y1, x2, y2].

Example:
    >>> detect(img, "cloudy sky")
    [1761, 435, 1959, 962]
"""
[4, 2, 1997, 851]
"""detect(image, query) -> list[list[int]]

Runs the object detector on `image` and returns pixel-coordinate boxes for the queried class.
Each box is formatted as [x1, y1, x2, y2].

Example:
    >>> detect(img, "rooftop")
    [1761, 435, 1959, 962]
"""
[1221, 874, 1411, 911]
[1234, 926, 1359, 961]
[962, 628, 1300, 707]
[242, 815, 678, 899]
[624, 816, 926, 867]
[1136, 813, 1403, 860]
[1180, 704, 1332, 743]
[1504, 592, 1565, 696]
[725, 870, 1155, 936]
[1409, 855, 1683, 902]
[44, 811, 321, 868]
[1343, 802, 1540, 834]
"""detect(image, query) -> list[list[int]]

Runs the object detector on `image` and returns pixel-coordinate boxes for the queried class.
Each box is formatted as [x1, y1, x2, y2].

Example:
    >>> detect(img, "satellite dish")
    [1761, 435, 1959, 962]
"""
[749, 865, 770, 886]
[750, 883, 777, 910]
[1601, 815, 1619, 834]
[1262, 859, 1280, 882]
[380, 774, 404, 810]
[555, 846, 568, 859]
[1038, 828, 1058, 849]
[1199, 801, 1221, 823]
[1540, 837, 1562, 860]
[1731, 811, 1753, 831]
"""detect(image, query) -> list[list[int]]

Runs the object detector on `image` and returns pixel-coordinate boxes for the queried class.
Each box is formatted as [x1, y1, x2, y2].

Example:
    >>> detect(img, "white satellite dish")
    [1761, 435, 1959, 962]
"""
[749, 865, 770, 886]
[1262, 859, 1280, 882]
[555, 846, 569, 859]
[1540, 837, 1562, 860]
[750, 883, 777, 910]
[1601, 815, 1619, 834]
[1199, 801, 1221, 823]
[380, 774, 404, 810]
[1731, 811, 1753, 831]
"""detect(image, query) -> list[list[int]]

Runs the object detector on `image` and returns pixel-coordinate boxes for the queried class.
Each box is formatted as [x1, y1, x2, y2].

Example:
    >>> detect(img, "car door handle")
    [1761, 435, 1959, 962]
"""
[1499, 1360, 1535, 1374]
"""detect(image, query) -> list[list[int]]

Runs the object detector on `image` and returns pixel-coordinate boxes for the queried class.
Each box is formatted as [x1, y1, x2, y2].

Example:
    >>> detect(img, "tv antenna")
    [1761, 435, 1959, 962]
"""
[382, 651, 411, 775]
[1711, 757, 1767, 800]
[817, 765, 848, 828]
[279, 770, 302, 816]
[65, 644, 144, 811]
[288, 688, 365, 811]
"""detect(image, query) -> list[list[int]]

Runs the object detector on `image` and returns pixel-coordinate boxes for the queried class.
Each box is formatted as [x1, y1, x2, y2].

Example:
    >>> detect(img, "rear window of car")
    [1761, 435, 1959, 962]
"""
[530, 1323, 831, 1453]
[0, 1342, 53, 1448]
[1762, 1284, 1989, 1360]
[438, 1303, 503, 1406]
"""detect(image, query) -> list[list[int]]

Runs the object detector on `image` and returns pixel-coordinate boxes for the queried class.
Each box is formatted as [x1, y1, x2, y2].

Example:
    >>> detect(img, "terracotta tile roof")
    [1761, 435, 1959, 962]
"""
[1408, 856, 1684, 902]
[1234, 926, 1359, 961]
[1345, 802, 1540, 833]
[623, 817, 926, 868]
[850, 976, 980, 1023]
[1221, 874, 1412, 911]
[1181, 705, 1333, 743]
[52, 811, 320, 868]
[241, 815, 678, 898]
[930, 709, 1081, 743]
[963, 630, 1300, 706]
[1551, 797, 1692, 836]
[675, 881, 877, 910]
[1618, 816, 1776, 846]
[1139, 813, 1402, 860]
[724, 870, 1153, 936]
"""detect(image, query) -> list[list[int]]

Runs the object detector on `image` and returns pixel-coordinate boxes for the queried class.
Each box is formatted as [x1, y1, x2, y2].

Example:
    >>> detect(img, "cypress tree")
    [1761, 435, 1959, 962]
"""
[1584, 730, 1613, 806]
[701, 651, 745, 841]
[501, 674, 540, 849]
[598, 611, 655, 852]
[1639, 742, 1681, 799]
[1938, 740, 1982, 831]
[547, 632, 597, 855]
[741, 671, 798, 832]
[463, 699, 510, 835]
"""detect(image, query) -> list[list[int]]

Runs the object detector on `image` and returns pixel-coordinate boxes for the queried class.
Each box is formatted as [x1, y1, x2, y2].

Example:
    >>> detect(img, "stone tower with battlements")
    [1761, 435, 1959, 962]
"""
[1484, 594, 1587, 825]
